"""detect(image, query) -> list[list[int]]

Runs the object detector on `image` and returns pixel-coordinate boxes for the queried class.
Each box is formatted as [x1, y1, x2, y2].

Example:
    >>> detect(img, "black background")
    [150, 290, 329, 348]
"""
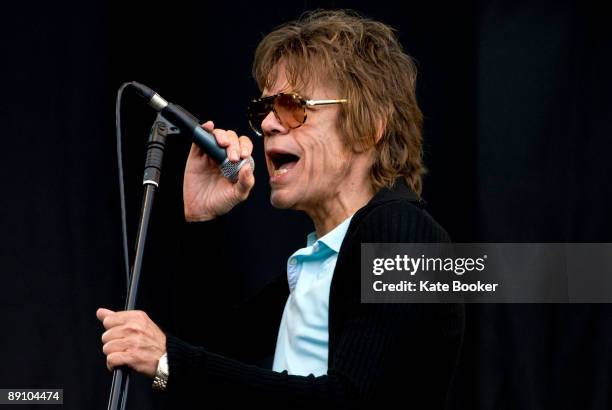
[0, 0, 610, 409]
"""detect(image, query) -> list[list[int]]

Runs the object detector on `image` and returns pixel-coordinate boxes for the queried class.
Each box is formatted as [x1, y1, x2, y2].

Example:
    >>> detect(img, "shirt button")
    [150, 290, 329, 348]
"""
[289, 257, 297, 265]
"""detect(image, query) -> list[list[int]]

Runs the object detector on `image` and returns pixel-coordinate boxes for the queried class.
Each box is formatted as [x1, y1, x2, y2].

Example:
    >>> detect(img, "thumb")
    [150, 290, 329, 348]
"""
[96, 308, 115, 322]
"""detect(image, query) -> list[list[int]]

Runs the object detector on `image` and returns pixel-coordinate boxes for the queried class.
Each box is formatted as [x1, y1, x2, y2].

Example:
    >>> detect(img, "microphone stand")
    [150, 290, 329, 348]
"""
[107, 114, 180, 410]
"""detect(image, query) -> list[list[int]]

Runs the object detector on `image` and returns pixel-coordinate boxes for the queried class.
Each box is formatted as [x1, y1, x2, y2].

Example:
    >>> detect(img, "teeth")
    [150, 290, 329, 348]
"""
[274, 168, 288, 177]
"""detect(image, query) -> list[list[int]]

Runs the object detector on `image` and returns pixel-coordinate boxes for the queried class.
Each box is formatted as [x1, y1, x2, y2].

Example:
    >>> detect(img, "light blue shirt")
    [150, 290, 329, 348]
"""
[272, 216, 353, 376]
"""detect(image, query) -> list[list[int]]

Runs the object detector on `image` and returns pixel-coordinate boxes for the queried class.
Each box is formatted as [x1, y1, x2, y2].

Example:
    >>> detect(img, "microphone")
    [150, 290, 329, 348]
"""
[129, 81, 254, 182]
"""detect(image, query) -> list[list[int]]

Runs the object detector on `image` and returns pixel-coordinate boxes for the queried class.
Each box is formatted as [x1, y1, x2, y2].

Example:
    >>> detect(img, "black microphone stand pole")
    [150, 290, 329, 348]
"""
[107, 114, 180, 410]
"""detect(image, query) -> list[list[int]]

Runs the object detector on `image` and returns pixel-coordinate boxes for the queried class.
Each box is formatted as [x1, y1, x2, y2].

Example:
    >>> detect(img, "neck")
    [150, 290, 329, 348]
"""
[298, 150, 377, 238]
[305, 179, 374, 238]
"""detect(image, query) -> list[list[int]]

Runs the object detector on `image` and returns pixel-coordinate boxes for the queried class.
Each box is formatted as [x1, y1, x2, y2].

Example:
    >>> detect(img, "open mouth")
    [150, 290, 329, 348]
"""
[268, 151, 301, 177]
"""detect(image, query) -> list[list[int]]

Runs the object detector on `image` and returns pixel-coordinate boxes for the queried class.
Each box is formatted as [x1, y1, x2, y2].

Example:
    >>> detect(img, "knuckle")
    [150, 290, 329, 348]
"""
[135, 310, 148, 320]
[239, 136, 253, 149]
[127, 337, 139, 351]
[214, 129, 227, 140]
[129, 322, 143, 333]
[130, 348, 142, 362]
[125, 351, 136, 364]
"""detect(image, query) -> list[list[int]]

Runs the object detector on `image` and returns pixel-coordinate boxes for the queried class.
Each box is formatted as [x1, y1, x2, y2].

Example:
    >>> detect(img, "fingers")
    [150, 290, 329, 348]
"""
[106, 349, 161, 376]
[201, 121, 243, 163]
[238, 136, 253, 159]
[106, 351, 131, 371]
[101, 325, 137, 344]
[235, 160, 255, 200]
[213, 129, 242, 162]
[97, 309, 149, 330]
[236, 135, 255, 197]
[96, 308, 115, 321]
[102, 337, 131, 355]
[201, 120, 215, 132]
[194, 122, 254, 199]
[199, 121, 253, 165]
[97, 309, 166, 377]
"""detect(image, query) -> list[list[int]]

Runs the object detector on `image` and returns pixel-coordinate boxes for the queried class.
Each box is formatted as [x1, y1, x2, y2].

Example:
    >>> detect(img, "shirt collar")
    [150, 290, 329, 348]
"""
[306, 215, 354, 253]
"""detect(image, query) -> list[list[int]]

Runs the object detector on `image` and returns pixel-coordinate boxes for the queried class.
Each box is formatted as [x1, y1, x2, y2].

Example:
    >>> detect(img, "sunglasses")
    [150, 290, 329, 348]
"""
[247, 92, 348, 137]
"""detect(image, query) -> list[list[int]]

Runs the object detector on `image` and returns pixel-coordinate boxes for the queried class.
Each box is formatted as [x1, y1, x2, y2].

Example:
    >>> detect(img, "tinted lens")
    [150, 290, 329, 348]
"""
[247, 93, 306, 136]
[274, 94, 305, 129]
[247, 98, 273, 136]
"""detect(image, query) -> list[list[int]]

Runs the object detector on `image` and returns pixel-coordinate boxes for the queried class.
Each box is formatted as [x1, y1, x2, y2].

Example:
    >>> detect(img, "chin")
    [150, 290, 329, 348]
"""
[269, 189, 294, 209]
[269, 187, 303, 210]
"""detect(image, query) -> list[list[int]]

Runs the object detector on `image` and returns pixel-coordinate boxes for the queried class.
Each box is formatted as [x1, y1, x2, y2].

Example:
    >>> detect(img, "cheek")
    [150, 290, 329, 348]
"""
[301, 145, 350, 191]
[296, 122, 350, 186]
[301, 141, 329, 183]
[320, 139, 351, 175]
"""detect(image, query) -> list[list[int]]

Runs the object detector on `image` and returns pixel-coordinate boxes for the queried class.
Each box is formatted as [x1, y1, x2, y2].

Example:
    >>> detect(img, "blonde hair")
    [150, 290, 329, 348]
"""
[253, 9, 425, 194]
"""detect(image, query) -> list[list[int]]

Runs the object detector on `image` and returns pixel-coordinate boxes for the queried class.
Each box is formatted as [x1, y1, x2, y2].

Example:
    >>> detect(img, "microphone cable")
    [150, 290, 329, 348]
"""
[115, 82, 133, 291]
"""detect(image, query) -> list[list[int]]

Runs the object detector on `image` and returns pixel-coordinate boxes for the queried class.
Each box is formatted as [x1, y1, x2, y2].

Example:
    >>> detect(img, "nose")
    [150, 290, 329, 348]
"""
[261, 110, 288, 137]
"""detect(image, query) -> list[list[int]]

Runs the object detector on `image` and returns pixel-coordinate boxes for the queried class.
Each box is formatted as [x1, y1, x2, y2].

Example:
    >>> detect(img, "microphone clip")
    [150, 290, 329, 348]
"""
[142, 113, 181, 188]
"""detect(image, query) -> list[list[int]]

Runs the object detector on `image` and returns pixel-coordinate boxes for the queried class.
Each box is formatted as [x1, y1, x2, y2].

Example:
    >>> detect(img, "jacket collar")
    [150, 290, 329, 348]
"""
[366, 179, 425, 209]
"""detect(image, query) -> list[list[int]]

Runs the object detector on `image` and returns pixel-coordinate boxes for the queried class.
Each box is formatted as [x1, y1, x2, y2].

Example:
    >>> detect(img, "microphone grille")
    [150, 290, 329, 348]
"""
[219, 157, 255, 183]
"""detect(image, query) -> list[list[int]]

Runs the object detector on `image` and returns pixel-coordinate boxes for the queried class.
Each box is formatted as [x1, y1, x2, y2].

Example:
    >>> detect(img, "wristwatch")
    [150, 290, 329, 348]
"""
[152, 353, 169, 391]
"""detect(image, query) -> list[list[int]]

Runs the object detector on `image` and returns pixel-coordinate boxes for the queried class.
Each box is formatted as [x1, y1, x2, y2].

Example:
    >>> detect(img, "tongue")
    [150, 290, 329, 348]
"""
[279, 161, 298, 171]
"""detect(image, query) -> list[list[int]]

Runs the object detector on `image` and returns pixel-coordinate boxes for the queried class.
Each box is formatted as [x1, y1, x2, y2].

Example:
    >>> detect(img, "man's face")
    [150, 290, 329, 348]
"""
[261, 68, 353, 213]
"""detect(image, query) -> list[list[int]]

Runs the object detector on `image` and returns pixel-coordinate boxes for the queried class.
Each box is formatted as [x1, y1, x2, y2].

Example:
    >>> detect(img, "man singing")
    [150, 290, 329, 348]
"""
[97, 10, 464, 409]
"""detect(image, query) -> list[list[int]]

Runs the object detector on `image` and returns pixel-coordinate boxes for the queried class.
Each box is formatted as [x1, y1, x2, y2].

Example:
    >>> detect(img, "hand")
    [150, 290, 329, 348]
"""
[96, 308, 166, 378]
[183, 121, 255, 222]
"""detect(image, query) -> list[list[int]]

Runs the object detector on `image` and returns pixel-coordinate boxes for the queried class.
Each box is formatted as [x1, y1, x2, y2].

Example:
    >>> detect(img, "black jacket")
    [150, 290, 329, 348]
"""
[165, 180, 465, 409]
